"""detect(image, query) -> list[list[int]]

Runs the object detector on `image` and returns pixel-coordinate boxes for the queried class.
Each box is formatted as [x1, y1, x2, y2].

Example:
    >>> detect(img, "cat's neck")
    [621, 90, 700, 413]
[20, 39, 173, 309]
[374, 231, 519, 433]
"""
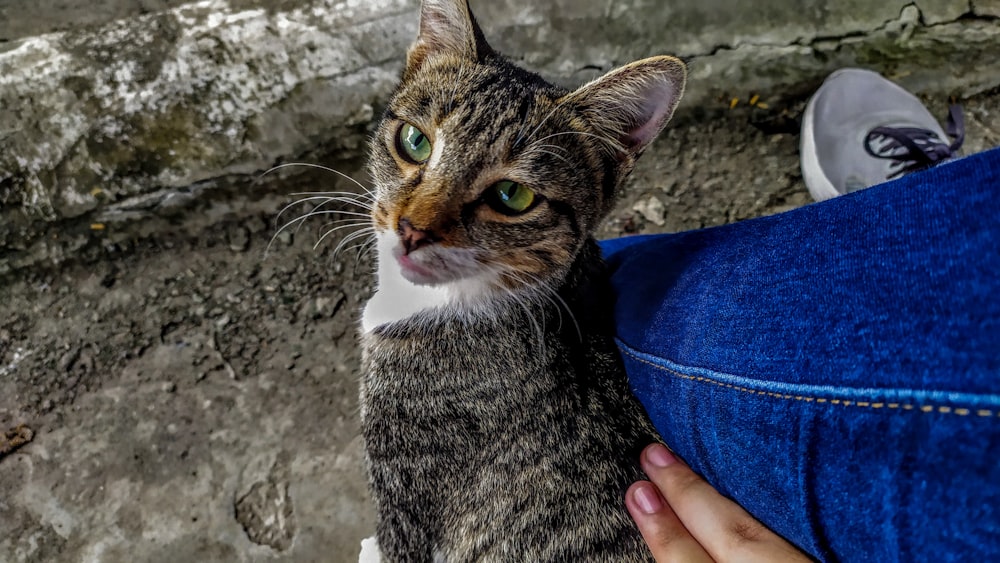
[361, 235, 610, 335]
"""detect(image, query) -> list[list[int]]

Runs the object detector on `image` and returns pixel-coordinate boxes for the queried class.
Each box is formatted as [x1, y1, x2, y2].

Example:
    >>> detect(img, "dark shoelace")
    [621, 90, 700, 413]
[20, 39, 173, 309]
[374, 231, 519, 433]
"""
[864, 104, 965, 178]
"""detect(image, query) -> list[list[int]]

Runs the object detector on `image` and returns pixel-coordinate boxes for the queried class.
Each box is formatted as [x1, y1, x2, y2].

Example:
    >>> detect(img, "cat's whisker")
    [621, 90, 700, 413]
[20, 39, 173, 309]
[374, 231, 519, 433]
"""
[512, 104, 538, 149]
[477, 262, 550, 356]
[273, 195, 373, 248]
[348, 242, 378, 267]
[510, 272, 562, 336]
[292, 209, 374, 222]
[359, 240, 378, 263]
[315, 220, 374, 236]
[288, 190, 376, 201]
[266, 163, 376, 256]
[516, 103, 563, 149]
[531, 148, 572, 166]
[271, 209, 372, 249]
[446, 63, 467, 115]
[333, 231, 377, 262]
[274, 218, 364, 252]
[534, 143, 569, 155]
[483, 259, 583, 344]
[516, 296, 546, 360]
[275, 196, 337, 225]
[327, 226, 377, 256]
[333, 240, 370, 261]
[261, 162, 376, 198]
[532, 130, 621, 152]
[300, 196, 375, 217]
[520, 271, 583, 344]
[282, 192, 375, 204]
[317, 197, 374, 212]
[274, 201, 371, 244]
[288, 191, 376, 206]
[344, 237, 379, 264]
[283, 194, 375, 214]
[316, 223, 374, 253]
[491, 275, 547, 360]
[267, 211, 329, 254]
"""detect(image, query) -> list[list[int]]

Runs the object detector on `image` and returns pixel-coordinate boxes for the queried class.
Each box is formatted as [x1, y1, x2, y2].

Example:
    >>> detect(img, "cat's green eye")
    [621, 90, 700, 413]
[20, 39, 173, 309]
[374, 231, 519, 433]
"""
[397, 123, 432, 164]
[492, 181, 536, 214]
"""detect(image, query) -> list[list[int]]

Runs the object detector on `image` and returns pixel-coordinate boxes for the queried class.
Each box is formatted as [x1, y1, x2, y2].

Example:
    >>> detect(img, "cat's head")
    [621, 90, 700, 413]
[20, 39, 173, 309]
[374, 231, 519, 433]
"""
[368, 0, 685, 298]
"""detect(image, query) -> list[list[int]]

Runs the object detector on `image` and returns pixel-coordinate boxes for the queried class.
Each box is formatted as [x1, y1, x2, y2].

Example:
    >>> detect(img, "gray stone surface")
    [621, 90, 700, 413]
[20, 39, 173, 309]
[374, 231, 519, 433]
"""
[2, 0, 999, 275]
[976, 0, 1000, 17]
[0, 219, 381, 562]
[1, 0, 412, 275]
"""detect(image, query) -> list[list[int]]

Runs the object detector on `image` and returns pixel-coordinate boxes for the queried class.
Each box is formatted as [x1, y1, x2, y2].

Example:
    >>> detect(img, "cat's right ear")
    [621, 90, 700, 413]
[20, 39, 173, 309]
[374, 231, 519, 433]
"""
[406, 0, 494, 76]
[563, 56, 687, 159]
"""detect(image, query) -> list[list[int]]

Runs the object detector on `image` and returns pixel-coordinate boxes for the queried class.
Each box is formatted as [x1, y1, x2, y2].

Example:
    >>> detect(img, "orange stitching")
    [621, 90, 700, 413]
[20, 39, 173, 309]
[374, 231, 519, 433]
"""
[620, 347, 997, 419]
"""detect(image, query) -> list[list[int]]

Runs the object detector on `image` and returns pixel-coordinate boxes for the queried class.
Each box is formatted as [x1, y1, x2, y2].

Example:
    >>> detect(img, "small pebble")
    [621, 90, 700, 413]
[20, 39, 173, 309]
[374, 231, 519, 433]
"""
[275, 231, 293, 247]
[632, 196, 667, 227]
[228, 226, 251, 252]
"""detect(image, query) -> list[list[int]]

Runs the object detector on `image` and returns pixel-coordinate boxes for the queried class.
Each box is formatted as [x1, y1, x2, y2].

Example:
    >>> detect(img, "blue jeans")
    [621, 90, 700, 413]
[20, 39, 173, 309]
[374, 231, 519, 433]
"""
[601, 147, 1000, 562]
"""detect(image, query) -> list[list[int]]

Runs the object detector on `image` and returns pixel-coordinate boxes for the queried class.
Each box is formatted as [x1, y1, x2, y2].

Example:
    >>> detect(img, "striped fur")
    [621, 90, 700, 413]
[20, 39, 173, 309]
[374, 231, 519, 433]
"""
[361, 1, 686, 560]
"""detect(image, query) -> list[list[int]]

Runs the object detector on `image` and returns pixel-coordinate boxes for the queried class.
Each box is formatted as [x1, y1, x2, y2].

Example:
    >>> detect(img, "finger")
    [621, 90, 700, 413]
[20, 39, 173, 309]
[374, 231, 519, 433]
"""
[625, 481, 715, 563]
[641, 444, 811, 563]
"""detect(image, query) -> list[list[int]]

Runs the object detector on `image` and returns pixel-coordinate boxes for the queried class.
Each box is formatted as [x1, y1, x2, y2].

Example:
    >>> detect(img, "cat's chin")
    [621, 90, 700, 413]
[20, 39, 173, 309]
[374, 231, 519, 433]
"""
[395, 253, 447, 286]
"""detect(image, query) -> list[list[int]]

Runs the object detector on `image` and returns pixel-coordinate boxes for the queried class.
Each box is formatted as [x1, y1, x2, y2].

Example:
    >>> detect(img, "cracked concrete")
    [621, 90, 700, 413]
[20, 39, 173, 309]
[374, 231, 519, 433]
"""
[974, 0, 1000, 17]
[685, 2, 1000, 109]
[1, 0, 999, 275]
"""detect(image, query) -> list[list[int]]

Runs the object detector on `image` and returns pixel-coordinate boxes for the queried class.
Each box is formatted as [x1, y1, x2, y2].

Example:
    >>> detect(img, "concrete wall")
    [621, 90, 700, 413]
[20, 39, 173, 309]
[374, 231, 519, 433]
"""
[2, 0, 999, 274]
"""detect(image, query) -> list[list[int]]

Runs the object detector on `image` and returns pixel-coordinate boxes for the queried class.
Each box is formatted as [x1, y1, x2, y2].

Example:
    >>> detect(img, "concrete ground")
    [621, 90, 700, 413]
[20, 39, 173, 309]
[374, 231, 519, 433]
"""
[1, 89, 999, 561]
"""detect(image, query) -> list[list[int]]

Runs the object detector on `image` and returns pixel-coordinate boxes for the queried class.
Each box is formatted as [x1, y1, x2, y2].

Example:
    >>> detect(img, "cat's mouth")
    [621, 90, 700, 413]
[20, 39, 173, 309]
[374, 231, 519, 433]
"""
[395, 251, 438, 284]
[378, 230, 487, 287]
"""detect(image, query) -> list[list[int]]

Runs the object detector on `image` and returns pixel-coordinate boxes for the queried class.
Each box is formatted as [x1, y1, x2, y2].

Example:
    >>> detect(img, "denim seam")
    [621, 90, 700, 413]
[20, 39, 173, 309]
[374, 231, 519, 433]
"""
[619, 344, 1000, 419]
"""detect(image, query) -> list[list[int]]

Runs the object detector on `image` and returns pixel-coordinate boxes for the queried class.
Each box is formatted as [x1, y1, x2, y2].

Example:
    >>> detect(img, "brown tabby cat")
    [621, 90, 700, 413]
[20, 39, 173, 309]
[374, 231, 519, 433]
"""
[359, 0, 686, 560]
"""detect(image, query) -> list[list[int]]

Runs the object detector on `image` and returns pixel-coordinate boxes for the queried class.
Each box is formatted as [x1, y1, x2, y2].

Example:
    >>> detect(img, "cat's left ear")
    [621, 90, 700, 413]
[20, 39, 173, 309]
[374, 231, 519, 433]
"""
[406, 0, 495, 75]
[563, 56, 687, 157]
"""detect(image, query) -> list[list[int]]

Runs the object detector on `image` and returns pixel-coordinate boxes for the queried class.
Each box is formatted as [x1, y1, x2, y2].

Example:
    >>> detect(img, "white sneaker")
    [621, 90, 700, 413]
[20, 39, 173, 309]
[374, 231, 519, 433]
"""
[800, 68, 964, 201]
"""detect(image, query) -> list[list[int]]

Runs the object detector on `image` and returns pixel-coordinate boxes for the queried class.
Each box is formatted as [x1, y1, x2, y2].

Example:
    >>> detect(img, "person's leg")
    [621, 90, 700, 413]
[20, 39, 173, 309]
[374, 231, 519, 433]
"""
[602, 146, 1000, 561]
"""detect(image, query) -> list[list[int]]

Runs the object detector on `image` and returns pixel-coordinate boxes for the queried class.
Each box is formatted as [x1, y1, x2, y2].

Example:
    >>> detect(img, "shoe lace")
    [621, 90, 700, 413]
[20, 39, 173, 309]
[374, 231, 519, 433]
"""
[863, 104, 965, 178]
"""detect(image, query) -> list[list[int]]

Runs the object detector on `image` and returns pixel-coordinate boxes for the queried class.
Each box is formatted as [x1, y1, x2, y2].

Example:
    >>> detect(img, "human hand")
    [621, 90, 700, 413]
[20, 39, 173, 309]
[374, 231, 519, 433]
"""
[626, 444, 812, 562]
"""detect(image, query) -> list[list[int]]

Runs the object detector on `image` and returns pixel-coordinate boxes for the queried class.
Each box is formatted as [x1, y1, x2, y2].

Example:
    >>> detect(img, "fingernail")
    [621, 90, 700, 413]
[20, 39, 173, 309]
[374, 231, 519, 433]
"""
[647, 444, 678, 468]
[633, 483, 664, 514]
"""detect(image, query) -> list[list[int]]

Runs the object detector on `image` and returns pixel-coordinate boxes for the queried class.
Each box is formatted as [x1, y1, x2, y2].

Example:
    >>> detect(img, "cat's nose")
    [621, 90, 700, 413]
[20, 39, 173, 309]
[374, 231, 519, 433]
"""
[397, 218, 436, 255]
